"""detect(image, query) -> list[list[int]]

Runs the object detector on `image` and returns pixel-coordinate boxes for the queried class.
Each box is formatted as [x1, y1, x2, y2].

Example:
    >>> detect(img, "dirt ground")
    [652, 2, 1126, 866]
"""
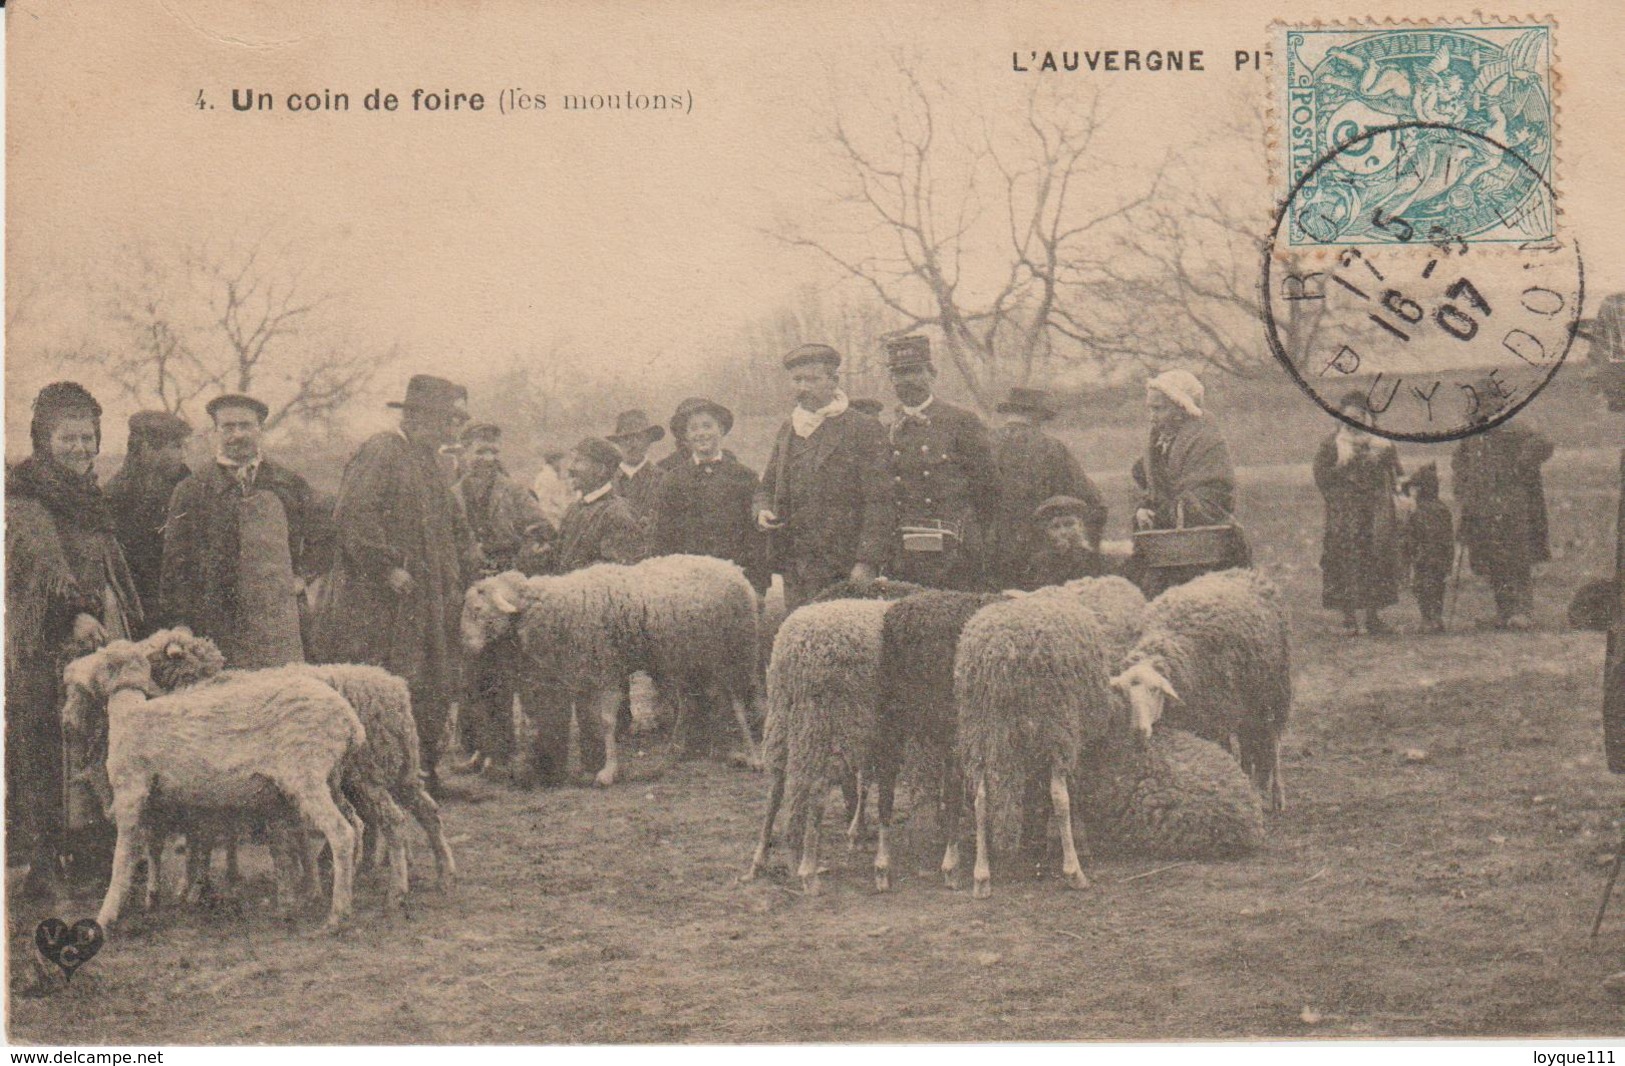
[8, 447, 1625, 1043]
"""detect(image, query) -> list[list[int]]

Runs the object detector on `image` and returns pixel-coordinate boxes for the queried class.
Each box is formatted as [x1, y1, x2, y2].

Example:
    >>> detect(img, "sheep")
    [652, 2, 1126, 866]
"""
[461, 554, 762, 787]
[871, 589, 1006, 892]
[1109, 568, 1292, 812]
[954, 591, 1119, 899]
[743, 597, 890, 893]
[1060, 575, 1148, 659]
[127, 629, 457, 910]
[807, 576, 927, 604]
[1073, 728, 1264, 859]
[60, 641, 365, 932]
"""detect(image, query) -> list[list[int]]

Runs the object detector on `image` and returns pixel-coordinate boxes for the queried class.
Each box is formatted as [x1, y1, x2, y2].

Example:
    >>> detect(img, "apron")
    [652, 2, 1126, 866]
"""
[224, 489, 306, 669]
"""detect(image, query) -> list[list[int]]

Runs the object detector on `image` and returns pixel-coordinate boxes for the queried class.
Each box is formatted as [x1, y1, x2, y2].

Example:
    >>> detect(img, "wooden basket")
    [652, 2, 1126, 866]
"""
[1132, 524, 1242, 569]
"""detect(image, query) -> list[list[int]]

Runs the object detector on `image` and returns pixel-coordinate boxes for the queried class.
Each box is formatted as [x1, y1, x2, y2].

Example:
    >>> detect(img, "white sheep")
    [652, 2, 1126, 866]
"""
[1109, 567, 1292, 812]
[743, 597, 890, 894]
[61, 642, 366, 932]
[954, 591, 1121, 899]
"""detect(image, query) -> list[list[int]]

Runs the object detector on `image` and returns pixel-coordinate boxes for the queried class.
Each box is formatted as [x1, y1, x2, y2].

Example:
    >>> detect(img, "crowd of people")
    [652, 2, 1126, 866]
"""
[3, 331, 1564, 901]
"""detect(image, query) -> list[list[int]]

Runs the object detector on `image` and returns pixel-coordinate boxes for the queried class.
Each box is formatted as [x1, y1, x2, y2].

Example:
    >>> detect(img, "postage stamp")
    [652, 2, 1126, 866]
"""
[1273, 20, 1555, 248]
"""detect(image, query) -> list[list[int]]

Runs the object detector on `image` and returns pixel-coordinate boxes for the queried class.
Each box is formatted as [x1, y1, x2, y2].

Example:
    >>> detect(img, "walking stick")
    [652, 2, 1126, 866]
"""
[1444, 542, 1466, 628]
[1593, 827, 1625, 938]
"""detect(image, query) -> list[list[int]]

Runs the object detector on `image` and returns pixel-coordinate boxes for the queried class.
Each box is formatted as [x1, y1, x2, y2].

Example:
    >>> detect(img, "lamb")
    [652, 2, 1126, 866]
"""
[743, 597, 890, 893]
[1109, 567, 1292, 812]
[871, 589, 1005, 892]
[1073, 727, 1264, 859]
[461, 554, 762, 787]
[127, 629, 457, 910]
[954, 591, 1120, 899]
[60, 641, 365, 932]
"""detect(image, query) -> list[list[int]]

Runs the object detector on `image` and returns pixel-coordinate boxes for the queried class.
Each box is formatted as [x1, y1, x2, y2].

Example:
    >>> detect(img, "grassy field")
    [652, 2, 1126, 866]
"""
[8, 422, 1623, 1044]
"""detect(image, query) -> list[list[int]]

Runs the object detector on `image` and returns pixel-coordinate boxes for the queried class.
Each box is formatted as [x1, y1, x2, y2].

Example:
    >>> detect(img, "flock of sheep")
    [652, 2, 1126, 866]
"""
[56, 553, 1292, 936]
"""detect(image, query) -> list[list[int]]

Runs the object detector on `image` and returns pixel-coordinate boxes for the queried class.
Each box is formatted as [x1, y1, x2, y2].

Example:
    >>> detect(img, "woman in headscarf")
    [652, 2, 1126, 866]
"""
[6, 382, 141, 897]
[1313, 389, 1404, 634]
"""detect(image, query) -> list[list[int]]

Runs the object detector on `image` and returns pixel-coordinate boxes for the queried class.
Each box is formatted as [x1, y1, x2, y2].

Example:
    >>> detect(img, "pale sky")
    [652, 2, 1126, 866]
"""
[7, 0, 1623, 448]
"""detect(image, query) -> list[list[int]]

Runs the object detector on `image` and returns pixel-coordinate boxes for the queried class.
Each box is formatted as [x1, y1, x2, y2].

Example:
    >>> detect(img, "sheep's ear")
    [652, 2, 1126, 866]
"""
[173, 625, 194, 638]
[490, 589, 519, 615]
[1156, 674, 1181, 703]
[165, 641, 185, 658]
[1108, 669, 1130, 691]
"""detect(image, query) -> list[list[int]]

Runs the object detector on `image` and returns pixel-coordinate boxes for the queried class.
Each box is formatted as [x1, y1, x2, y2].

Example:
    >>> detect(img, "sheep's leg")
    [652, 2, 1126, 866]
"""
[874, 763, 897, 893]
[368, 789, 411, 916]
[1051, 771, 1091, 891]
[266, 816, 304, 919]
[289, 781, 358, 931]
[940, 758, 962, 889]
[971, 774, 992, 900]
[1270, 738, 1286, 813]
[843, 773, 867, 851]
[729, 691, 762, 770]
[592, 687, 622, 787]
[401, 784, 456, 892]
[224, 832, 241, 888]
[798, 779, 827, 896]
[183, 830, 212, 905]
[142, 830, 165, 911]
[98, 796, 149, 931]
[741, 767, 785, 883]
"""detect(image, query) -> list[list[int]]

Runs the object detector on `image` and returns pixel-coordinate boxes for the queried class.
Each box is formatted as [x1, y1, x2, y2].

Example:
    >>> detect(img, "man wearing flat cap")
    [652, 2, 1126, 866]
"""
[1025, 495, 1112, 590]
[105, 410, 192, 635]
[753, 343, 895, 609]
[883, 334, 999, 590]
[608, 409, 666, 557]
[315, 375, 479, 794]
[160, 394, 332, 667]
[989, 386, 1105, 591]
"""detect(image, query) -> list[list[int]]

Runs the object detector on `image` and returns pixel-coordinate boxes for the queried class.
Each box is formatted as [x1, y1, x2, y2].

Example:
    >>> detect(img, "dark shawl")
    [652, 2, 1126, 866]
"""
[1312, 433, 1403, 611]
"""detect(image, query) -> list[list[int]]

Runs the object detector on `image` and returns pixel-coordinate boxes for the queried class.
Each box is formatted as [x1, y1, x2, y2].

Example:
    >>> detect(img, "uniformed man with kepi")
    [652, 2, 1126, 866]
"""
[882, 334, 999, 590]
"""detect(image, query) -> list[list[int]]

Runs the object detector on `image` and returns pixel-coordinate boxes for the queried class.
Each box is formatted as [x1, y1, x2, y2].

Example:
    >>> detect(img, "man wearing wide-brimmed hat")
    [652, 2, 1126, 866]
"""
[753, 343, 895, 609]
[988, 385, 1105, 591]
[160, 394, 331, 668]
[315, 375, 479, 794]
[105, 409, 193, 635]
[882, 334, 999, 590]
[607, 409, 666, 555]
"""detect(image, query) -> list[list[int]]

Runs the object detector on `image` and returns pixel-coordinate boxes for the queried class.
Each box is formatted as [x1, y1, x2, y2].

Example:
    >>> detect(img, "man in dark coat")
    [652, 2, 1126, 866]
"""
[1024, 495, 1111, 589]
[608, 409, 665, 557]
[883, 335, 999, 590]
[105, 410, 192, 635]
[753, 343, 896, 610]
[161, 395, 332, 667]
[652, 397, 767, 592]
[1313, 390, 1404, 635]
[315, 375, 478, 793]
[554, 437, 644, 574]
[1131, 369, 1249, 597]
[1452, 380, 1555, 630]
[989, 386, 1104, 590]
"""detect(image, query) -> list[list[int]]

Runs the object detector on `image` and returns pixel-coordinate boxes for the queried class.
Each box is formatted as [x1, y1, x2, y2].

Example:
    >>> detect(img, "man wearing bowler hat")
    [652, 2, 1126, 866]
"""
[608, 409, 666, 556]
[754, 343, 894, 609]
[883, 334, 999, 590]
[106, 409, 193, 635]
[315, 375, 479, 795]
[989, 385, 1105, 591]
[160, 394, 331, 668]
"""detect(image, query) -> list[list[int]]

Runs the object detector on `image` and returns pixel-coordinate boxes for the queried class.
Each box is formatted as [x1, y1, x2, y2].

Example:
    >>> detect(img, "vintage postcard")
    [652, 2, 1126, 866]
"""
[4, 0, 1624, 1052]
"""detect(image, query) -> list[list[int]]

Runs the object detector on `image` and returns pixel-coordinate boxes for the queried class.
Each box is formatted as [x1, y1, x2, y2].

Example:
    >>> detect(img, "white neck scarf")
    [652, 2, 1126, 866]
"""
[791, 390, 849, 439]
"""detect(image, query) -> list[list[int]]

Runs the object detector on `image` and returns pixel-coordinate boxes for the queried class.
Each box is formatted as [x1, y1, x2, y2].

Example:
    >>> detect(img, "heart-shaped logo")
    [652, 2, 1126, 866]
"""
[35, 918, 104, 982]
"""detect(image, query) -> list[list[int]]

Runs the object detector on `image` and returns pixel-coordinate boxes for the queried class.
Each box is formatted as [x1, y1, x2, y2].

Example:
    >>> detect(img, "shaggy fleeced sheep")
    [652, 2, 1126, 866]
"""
[954, 591, 1119, 899]
[131, 629, 457, 910]
[1110, 568, 1292, 811]
[1073, 727, 1264, 859]
[462, 554, 762, 787]
[1060, 575, 1148, 659]
[871, 589, 1005, 892]
[61, 642, 366, 932]
[744, 597, 891, 893]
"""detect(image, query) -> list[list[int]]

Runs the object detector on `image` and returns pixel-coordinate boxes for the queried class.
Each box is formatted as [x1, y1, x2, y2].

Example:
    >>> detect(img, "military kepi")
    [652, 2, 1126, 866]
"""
[782, 343, 842, 371]
[885, 334, 932, 370]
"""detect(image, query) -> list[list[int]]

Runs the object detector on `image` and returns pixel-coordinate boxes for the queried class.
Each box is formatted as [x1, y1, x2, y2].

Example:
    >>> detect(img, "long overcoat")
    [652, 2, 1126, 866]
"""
[651, 453, 768, 591]
[314, 431, 476, 704]
[105, 460, 189, 633]
[990, 421, 1105, 586]
[1452, 423, 1554, 584]
[753, 408, 895, 603]
[1312, 433, 1403, 611]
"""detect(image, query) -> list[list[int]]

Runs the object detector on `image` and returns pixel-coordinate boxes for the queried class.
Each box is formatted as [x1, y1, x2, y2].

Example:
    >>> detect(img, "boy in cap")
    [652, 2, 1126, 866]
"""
[883, 334, 999, 590]
[105, 410, 192, 634]
[754, 343, 895, 609]
[1024, 495, 1111, 590]
[1400, 462, 1454, 632]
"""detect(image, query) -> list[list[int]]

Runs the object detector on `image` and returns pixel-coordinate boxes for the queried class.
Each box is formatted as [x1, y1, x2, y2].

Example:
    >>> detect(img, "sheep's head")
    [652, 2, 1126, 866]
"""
[462, 570, 527, 654]
[61, 641, 158, 738]
[136, 627, 226, 691]
[1109, 657, 1179, 742]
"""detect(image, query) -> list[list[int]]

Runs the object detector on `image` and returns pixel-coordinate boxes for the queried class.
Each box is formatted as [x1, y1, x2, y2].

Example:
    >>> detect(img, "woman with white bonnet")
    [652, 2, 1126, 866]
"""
[1130, 369, 1248, 596]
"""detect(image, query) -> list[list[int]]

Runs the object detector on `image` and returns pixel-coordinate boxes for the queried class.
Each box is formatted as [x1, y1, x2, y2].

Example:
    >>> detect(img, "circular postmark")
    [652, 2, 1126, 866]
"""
[1263, 121, 1584, 443]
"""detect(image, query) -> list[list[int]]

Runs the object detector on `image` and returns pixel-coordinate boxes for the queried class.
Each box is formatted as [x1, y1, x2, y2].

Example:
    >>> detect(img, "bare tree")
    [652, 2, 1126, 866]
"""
[777, 61, 1153, 411]
[86, 232, 398, 429]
